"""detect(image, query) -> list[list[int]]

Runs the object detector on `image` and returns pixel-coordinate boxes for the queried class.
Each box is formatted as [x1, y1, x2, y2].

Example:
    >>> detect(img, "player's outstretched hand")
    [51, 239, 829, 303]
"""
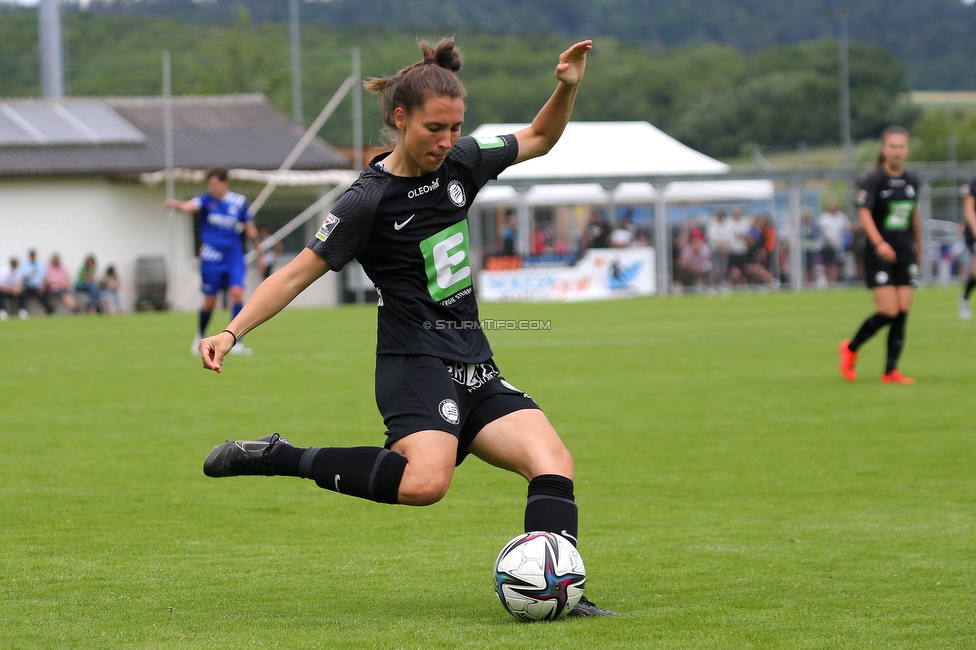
[200, 331, 234, 373]
[554, 40, 592, 87]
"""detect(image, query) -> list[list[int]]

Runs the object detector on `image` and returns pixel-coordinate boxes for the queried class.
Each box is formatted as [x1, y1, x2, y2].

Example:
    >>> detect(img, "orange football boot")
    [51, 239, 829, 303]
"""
[838, 339, 857, 382]
[880, 369, 915, 384]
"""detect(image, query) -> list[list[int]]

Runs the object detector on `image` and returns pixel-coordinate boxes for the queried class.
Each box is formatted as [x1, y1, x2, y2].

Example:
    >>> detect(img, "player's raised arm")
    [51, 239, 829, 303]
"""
[513, 40, 592, 165]
[200, 248, 330, 372]
[164, 198, 200, 213]
[244, 220, 267, 276]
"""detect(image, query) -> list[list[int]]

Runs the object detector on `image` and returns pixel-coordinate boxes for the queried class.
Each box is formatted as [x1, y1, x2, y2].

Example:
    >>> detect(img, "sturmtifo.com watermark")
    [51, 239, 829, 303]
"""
[423, 319, 552, 331]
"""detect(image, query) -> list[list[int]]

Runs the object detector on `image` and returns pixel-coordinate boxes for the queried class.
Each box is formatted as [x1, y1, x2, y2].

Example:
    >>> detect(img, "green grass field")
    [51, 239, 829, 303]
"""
[2, 287, 974, 649]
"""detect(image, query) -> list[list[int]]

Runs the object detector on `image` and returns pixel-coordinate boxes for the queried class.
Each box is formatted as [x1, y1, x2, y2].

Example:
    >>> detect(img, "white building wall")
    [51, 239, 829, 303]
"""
[0, 177, 337, 312]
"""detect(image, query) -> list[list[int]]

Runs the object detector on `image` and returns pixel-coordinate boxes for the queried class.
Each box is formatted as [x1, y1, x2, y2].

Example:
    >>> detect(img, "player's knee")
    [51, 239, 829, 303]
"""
[526, 441, 574, 481]
[398, 470, 452, 506]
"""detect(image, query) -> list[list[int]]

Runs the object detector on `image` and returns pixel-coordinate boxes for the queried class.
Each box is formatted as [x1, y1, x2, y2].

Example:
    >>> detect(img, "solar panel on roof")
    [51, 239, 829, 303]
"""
[60, 102, 145, 144]
[0, 100, 145, 147]
[0, 109, 37, 145]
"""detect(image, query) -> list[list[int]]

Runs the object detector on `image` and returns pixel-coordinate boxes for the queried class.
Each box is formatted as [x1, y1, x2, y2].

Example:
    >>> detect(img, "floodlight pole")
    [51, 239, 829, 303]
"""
[789, 183, 803, 290]
[289, 0, 303, 125]
[654, 184, 670, 295]
[838, 6, 853, 164]
[163, 51, 178, 307]
[38, 0, 64, 98]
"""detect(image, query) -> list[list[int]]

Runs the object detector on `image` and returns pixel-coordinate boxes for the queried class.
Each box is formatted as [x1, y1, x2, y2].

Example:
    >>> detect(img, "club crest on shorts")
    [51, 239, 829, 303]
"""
[315, 214, 340, 241]
[875, 270, 889, 285]
[448, 180, 466, 207]
[438, 399, 460, 425]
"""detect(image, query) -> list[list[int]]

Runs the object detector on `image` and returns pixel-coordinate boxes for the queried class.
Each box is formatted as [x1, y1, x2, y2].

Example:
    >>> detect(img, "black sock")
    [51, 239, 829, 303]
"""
[272, 446, 406, 504]
[270, 444, 305, 476]
[886, 311, 908, 374]
[849, 312, 893, 352]
[524, 474, 578, 547]
[199, 309, 213, 337]
[965, 278, 976, 300]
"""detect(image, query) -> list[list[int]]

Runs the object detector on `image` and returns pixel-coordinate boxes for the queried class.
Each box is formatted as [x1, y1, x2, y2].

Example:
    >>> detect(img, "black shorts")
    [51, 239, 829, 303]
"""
[863, 243, 918, 289]
[374, 354, 540, 466]
[821, 245, 839, 267]
[965, 225, 976, 254]
[728, 252, 749, 272]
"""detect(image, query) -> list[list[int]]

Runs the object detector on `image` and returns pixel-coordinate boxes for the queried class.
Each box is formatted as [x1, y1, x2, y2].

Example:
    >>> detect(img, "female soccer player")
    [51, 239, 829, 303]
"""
[165, 167, 266, 355]
[957, 174, 976, 320]
[197, 37, 615, 617]
[839, 126, 921, 384]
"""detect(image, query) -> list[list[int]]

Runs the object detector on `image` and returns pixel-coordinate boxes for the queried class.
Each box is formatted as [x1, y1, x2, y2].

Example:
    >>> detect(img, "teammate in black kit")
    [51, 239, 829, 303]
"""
[957, 176, 976, 320]
[197, 37, 615, 617]
[839, 127, 921, 384]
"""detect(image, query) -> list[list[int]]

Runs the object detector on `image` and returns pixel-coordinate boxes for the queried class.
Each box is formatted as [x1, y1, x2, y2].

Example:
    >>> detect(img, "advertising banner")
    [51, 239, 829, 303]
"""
[478, 247, 656, 302]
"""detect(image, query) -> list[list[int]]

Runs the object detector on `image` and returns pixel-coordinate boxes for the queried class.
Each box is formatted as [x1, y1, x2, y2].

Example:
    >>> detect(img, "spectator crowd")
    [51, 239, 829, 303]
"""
[674, 203, 858, 291]
[0, 248, 122, 320]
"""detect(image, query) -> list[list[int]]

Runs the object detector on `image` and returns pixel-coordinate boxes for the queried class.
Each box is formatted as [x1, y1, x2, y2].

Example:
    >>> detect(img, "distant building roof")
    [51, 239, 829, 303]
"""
[0, 93, 348, 178]
[909, 91, 976, 108]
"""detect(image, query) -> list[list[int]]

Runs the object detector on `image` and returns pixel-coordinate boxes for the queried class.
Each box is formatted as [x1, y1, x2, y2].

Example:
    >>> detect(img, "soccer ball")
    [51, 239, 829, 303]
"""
[493, 532, 586, 621]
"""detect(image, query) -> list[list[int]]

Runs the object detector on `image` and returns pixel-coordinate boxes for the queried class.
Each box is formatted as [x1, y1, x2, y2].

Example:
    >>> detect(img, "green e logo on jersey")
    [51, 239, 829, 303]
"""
[420, 221, 472, 302]
[884, 200, 915, 231]
[474, 134, 505, 149]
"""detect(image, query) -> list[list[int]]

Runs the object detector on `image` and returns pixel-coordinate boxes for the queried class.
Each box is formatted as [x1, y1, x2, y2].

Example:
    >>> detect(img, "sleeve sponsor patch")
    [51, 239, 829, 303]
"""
[855, 189, 867, 207]
[315, 214, 340, 241]
[474, 134, 505, 149]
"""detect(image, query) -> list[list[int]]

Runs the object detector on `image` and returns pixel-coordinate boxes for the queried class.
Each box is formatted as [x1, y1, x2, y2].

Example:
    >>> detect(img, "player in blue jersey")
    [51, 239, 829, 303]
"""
[165, 167, 265, 355]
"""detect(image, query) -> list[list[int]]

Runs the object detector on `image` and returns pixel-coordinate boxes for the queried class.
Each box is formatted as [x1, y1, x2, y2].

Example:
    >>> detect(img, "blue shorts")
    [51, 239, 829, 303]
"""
[201, 257, 246, 296]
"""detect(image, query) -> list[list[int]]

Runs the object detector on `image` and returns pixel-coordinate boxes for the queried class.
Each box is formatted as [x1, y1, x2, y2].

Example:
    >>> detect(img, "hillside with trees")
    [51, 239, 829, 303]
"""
[0, 8, 919, 158]
[73, 0, 976, 91]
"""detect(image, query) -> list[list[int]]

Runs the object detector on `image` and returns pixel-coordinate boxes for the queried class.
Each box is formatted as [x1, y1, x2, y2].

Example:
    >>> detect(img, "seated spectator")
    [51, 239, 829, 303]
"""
[610, 218, 636, 248]
[801, 208, 821, 285]
[501, 215, 517, 256]
[100, 264, 122, 313]
[582, 211, 609, 250]
[0, 256, 28, 320]
[677, 230, 711, 287]
[75, 254, 102, 314]
[706, 210, 733, 287]
[817, 202, 851, 286]
[45, 253, 79, 313]
[726, 207, 752, 286]
[745, 215, 775, 286]
[21, 248, 54, 314]
[532, 227, 554, 256]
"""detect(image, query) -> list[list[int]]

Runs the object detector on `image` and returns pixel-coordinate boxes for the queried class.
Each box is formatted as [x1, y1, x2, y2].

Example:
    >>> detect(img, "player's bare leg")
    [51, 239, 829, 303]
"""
[469, 409, 619, 617]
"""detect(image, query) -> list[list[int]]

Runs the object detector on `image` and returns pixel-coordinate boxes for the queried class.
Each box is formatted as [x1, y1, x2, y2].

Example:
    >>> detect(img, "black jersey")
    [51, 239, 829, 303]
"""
[307, 133, 519, 363]
[856, 167, 920, 256]
[963, 177, 976, 242]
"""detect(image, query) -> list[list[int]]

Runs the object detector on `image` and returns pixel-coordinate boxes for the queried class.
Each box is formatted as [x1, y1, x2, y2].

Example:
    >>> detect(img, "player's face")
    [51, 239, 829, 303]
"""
[395, 93, 464, 175]
[207, 176, 230, 199]
[882, 133, 909, 169]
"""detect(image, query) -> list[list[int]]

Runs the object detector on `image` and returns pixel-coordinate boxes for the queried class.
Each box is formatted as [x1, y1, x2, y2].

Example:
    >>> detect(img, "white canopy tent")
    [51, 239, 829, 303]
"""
[469, 122, 774, 294]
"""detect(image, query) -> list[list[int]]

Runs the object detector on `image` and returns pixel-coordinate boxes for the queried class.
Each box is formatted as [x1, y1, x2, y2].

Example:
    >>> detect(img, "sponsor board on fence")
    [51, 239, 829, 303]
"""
[478, 247, 656, 302]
